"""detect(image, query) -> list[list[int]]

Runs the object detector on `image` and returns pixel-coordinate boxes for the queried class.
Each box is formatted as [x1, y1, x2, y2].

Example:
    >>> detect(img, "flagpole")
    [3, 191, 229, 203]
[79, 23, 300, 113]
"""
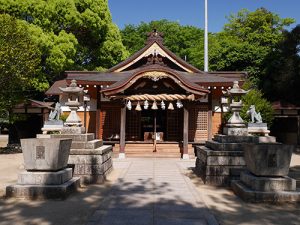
[204, 0, 208, 72]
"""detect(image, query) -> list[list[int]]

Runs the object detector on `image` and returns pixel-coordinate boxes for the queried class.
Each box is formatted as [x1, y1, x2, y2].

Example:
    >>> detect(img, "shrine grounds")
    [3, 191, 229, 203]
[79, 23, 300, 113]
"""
[0, 153, 300, 225]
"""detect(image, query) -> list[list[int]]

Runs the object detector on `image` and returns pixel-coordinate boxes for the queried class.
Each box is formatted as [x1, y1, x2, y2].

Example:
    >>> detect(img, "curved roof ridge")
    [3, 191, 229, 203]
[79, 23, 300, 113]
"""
[107, 40, 203, 74]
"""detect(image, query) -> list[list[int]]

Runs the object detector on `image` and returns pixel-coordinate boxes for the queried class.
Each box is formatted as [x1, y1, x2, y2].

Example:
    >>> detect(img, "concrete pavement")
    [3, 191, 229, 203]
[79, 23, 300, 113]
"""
[0, 153, 300, 225]
[86, 158, 218, 225]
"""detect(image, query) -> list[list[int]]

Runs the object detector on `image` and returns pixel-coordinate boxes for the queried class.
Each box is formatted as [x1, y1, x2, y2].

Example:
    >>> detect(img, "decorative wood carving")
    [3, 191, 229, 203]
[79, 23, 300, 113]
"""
[142, 71, 168, 81]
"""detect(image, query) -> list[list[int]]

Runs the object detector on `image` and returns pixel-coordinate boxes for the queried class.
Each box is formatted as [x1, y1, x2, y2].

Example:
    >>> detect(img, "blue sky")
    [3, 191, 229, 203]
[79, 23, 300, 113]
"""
[108, 0, 300, 32]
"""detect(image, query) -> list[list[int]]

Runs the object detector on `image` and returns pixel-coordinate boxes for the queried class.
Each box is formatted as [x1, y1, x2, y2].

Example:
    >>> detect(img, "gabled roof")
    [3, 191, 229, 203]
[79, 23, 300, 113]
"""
[45, 80, 67, 95]
[107, 31, 202, 73]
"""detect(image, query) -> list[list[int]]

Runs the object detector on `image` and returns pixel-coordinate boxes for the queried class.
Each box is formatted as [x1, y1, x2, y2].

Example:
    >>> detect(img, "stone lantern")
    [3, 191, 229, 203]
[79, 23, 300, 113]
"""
[59, 80, 84, 131]
[223, 81, 248, 136]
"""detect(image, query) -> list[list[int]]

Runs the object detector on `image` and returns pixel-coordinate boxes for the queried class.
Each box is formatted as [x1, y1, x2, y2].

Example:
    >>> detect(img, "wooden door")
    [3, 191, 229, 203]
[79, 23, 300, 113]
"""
[126, 110, 141, 141]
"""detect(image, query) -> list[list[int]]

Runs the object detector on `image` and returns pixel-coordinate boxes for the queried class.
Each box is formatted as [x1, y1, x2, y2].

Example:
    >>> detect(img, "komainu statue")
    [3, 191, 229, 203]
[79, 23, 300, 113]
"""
[49, 102, 61, 121]
[247, 105, 262, 123]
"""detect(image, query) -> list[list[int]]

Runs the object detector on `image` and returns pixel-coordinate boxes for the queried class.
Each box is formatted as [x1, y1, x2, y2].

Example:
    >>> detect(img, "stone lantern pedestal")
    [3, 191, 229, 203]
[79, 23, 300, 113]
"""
[46, 80, 113, 184]
[232, 143, 300, 202]
[6, 138, 80, 200]
[195, 81, 251, 186]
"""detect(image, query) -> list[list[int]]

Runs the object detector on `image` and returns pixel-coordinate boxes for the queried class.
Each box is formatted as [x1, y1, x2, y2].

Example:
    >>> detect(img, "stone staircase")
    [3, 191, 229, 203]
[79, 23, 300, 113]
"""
[112, 143, 195, 158]
[50, 133, 112, 184]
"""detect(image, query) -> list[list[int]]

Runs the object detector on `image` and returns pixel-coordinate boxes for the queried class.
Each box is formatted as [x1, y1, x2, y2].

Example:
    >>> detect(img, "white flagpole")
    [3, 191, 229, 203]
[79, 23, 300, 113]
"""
[204, 0, 209, 72]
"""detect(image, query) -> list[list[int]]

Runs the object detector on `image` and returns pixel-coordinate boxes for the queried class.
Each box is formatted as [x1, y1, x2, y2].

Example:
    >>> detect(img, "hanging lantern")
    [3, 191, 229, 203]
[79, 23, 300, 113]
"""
[151, 101, 158, 110]
[168, 102, 174, 110]
[126, 100, 132, 110]
[161, 100, 166, 110]
[144, 100, 149, 110]
[176, 100, 183, 108]
[135, 101, 142, 111]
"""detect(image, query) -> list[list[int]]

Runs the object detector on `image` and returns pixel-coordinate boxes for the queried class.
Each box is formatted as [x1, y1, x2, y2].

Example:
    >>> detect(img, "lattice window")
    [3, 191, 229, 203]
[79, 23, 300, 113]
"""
[196, 110, 208, 130]
[101, 106, 121, 140]
[126, 110, 141, 141]
[189, 106, 208, 142]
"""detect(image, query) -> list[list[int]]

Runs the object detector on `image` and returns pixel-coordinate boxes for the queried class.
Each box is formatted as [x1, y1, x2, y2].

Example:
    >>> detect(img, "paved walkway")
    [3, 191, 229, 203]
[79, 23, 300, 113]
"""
[86, 158, 218, 225]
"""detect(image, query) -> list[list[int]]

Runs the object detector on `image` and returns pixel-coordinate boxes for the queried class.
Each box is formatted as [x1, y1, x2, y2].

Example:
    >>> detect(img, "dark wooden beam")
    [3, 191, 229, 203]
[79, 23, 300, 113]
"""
[208, 92, 213, 140]
[119, 105, 126, 157]
[96, 86, 101, 139]
[183, 107, 189, 159]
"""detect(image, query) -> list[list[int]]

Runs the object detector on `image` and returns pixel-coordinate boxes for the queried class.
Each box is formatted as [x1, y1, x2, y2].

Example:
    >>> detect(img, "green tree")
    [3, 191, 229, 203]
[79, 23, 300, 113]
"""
[210, 8, 294, 85]
[0, 0, 128, 75]
[0, 14, 46, 121]
[262, 25, 300, 105]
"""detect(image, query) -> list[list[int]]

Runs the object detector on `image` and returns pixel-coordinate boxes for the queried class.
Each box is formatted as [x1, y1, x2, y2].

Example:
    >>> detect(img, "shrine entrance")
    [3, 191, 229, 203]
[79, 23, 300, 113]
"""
[126, 108, 183, 143]
[102, 69, 209, 158]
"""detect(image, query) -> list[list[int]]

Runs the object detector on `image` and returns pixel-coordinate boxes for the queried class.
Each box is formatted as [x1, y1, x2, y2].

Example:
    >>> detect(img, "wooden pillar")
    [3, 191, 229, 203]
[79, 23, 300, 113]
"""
[119, 105, 126, 158]
[182, 107, 189, 159]
[153, 111, 157, 152]
[95, 86, 101, 139]
[208, 92, 213, 140]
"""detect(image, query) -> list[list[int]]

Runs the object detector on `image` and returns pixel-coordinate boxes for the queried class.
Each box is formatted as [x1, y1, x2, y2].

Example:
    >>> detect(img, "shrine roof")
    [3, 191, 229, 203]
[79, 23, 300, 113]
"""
[107, 30, 202, 74]
[45, 79, 67, 95]
[46, 30, 247, 95]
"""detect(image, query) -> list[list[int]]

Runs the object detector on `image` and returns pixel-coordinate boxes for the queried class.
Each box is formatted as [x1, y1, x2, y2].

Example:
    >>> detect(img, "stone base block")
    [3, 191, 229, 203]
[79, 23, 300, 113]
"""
[195, 146, 246, 186]
[196, 146, 245, 166]
[182, 154, 189, 160]
[213, 134, 252, 143]
[6, 177, 80, 200]
[232, 180, 300, 203]
[119, 153, 126, 159]
[241, 171, 296, 192]
[223, 127, 248, 136]
[71, 139, 103, 149]
[18, 168, 72, 185]
[205, 140, 245, 151]
[0, 135, 8, 148]
[69, 145, 113, 185]
[51, 133, 95, 142]
[61, 127, 85, 134]
[79, 166, 113, 184]
[213, 134, 276, 144]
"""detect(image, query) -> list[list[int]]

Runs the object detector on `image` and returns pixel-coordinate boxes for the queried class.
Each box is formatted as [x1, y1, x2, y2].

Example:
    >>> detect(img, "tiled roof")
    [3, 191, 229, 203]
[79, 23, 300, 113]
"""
[45, 80, 67, 95]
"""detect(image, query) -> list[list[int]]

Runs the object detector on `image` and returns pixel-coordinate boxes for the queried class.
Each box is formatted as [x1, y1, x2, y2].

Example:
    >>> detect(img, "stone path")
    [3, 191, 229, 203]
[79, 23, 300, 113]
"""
[86, 158, 218, 225]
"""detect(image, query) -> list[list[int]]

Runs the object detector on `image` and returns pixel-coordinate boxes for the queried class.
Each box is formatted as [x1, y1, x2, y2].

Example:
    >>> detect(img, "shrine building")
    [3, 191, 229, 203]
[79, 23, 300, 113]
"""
[46, 30, 246, 159]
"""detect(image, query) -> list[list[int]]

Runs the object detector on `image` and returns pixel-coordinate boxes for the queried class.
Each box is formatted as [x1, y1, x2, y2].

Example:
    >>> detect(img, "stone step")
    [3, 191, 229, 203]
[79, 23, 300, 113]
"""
[205, 140, 245, 151]
[112, 152, 192, 158]
[51, 133, 95, 142]
[70, 145, 113, 155]
[71, 139, 103, 149]
[213, 134, 276, 144]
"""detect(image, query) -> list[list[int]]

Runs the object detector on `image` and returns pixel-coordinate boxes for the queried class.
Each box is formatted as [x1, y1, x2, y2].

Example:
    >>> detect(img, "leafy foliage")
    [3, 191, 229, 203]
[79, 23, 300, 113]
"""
[210, 8, 294, 85]
[262, 25, 300, 105]
[0, 14, 45, 121]
[0, 0, 129, 76]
